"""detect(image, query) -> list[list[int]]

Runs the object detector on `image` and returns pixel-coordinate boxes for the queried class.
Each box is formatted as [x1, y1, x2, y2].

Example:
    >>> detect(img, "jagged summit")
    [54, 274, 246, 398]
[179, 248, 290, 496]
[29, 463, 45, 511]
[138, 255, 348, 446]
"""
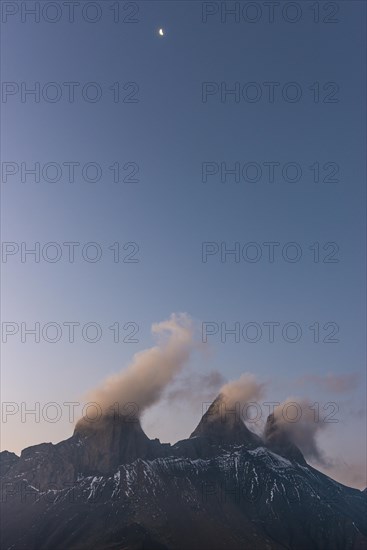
[190, 393, 262, 448]
[74, 411, 143, 437]
[72, 413, 155, 473]
[1, 403, 366, 549]
[264, 412, 306, 465]
[0, 450, 19, 477]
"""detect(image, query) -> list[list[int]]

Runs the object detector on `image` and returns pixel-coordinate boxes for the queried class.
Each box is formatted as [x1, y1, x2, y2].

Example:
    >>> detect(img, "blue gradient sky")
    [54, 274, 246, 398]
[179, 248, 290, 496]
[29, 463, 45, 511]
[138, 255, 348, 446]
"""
[1, 1, 366, 488]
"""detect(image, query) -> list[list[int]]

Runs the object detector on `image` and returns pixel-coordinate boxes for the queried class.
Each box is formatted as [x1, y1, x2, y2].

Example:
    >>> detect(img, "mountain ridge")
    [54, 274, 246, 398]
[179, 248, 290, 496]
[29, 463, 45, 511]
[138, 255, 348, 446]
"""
[1, 396, 366, 550]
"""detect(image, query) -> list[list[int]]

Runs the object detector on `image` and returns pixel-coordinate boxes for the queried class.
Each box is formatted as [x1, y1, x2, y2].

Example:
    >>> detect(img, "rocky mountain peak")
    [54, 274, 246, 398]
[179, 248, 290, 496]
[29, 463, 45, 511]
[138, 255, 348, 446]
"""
[189, 393, 262, 448]
[0, 450, 19, 477]
[1, 405, 366, 549]
[264, 412, 306, 465]
[72, 413, 153, 474]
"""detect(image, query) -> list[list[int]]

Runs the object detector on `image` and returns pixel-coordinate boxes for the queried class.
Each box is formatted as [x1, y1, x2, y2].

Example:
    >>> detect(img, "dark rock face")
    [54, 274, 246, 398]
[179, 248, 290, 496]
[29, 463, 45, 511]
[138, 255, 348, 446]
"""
[0, 451, 19, 477]
[190, 393, 262, 448]
[72, 414, 156, 474]
[264, 412, 307, 465]
[4, 414, 165, 490]
[1, 404, 366, 550]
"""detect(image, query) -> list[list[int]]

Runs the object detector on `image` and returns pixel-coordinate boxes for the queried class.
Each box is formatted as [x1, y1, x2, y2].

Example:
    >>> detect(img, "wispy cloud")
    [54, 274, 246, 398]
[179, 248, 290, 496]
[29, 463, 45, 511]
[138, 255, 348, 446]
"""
[84, 313, 195, 417]
[271, 398, 329, 464]
[298, 372, 360, 393]
[165, 370, 226, 406]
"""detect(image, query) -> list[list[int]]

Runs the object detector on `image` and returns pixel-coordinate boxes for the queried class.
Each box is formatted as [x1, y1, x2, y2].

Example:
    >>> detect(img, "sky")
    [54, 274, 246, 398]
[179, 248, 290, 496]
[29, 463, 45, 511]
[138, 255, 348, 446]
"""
[0, 1, 366, 489]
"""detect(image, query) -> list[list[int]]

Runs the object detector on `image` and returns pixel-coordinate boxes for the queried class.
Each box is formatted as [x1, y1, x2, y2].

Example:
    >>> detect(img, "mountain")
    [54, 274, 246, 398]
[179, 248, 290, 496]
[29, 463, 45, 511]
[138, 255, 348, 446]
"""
[189, 393, 262, 447]
[263, 412, 307, 465]
[0, 450, 19, 476]
[1, 397, 366, 550]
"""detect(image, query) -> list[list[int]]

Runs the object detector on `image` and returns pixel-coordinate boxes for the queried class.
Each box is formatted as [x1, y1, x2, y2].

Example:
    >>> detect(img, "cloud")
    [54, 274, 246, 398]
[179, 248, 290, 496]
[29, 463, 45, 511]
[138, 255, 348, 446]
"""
[219, 373, 266, 409]
[298, 372, 360, 393]
[84, 313, 195, 417]
[271, 398, 329, 464]
[165, 370, 226, 406]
